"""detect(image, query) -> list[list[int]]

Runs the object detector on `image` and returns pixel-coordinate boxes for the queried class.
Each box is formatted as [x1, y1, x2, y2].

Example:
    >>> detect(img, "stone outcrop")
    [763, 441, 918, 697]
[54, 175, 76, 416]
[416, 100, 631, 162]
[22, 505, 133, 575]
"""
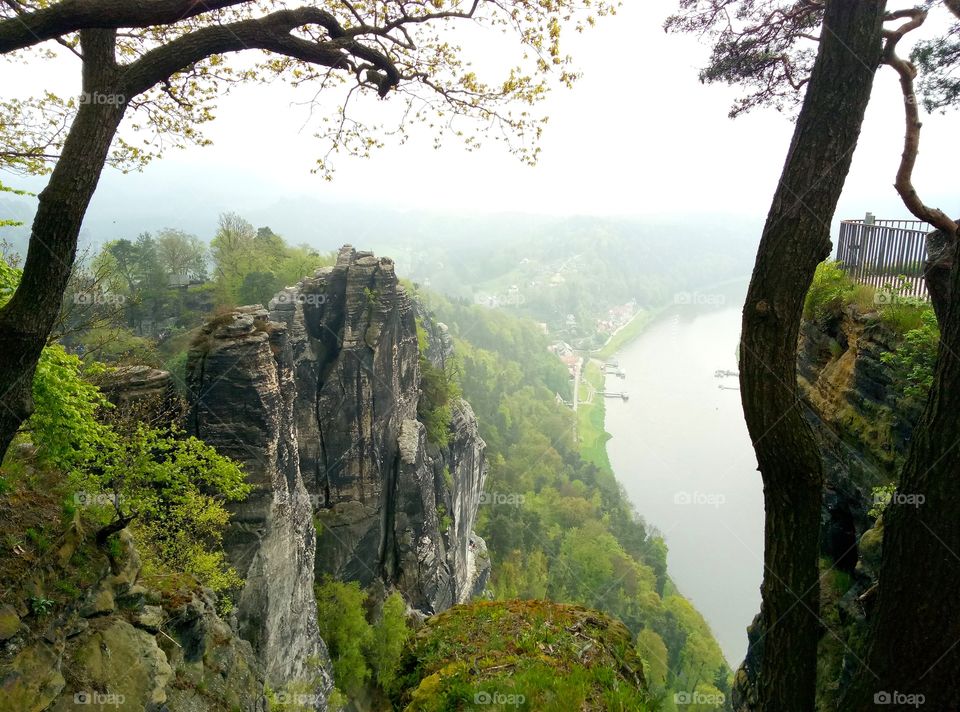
[732, 306, 920, 711]
[264, 246, 487, 612]
[0, 531, 267, 712]
[185, 246, 488, 701]
[186, 305, 333, 708]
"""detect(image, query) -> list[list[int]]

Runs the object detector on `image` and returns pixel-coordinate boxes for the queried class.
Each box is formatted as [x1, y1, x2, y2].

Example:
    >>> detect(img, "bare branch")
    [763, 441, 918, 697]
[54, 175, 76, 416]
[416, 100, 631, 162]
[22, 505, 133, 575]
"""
[882, 7, 958, 237]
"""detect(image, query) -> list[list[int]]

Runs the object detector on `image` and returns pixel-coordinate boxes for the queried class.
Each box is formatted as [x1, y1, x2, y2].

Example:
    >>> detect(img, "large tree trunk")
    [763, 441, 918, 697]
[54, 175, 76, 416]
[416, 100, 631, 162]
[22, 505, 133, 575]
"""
[843, 248, 960, 708]
[737, 2, 885, 710]
[0, 29, 125, 458]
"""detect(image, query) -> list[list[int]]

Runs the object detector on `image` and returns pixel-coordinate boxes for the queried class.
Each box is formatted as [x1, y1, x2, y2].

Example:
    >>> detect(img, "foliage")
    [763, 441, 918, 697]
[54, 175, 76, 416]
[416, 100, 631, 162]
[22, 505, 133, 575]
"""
[73, 425, 251, 593]
[416, 288, 732, 703]
[29, 345, 112, 469]
[368, 592, 412, 691]
[665, 0, 824, 117]
[2, 261, 249, 594]
[880, 308, 940, 403]
[804, 261, 859, 322]
[0, 0, 616, 179]
[667, 1, 960, 122]
[315, 579, 412, 700]
[315, 578, 372, 696]
[416, 320, 463, 447]
[28, 595, 54, 616]
[912, 12, 960, 113]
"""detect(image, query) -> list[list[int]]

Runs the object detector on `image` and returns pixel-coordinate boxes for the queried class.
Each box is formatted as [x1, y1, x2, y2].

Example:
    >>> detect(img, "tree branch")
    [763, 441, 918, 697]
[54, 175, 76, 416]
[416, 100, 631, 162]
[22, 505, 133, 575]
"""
[883, 8, 959, 237]
[0, 0, 249, 54]
[119, 7, 401, 99]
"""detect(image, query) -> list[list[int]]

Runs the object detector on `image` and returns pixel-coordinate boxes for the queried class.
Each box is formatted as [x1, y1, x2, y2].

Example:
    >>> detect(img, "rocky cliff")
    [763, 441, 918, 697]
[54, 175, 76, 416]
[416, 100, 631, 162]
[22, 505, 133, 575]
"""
[732, 306, 919, 710]
[0, 531, 267, 712]
[186, 246, 489, 702]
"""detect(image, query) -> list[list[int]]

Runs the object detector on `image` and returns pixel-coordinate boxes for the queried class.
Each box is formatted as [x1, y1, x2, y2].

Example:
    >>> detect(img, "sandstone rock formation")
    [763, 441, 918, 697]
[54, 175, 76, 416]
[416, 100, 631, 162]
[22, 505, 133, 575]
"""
[186, 246, 489, 704]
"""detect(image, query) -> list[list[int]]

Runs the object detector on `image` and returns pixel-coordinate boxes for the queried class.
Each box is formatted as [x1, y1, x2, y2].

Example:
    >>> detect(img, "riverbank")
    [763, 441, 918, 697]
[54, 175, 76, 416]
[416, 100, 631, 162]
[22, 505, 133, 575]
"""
[577, 308, 664, 473]
[595, 307, 662, 360]
[576, 359, 612, 473]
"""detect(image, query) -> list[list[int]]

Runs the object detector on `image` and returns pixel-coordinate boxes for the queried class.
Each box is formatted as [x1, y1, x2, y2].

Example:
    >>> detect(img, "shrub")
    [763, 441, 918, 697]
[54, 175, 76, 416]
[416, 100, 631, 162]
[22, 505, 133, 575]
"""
[367, 592, 411, 691]
[74, 425, 250, 594]
[315, 579, 373, 698]
[416, 321, 462, 447]
[804, 261, 857, 321]
[880, 308, 939, 403]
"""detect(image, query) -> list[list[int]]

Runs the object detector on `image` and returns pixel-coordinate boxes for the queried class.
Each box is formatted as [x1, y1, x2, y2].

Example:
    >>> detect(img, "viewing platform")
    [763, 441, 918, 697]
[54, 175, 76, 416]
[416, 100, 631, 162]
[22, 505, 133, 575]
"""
[836, 213, 932, 299]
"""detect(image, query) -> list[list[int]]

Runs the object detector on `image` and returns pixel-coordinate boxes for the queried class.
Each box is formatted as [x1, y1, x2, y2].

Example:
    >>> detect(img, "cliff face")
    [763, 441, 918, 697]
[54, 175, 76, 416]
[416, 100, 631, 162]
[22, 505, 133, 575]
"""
[186, 246, 488, 700]
[266, 246, 488, 611]
[187, 305, 333, 706]
[732, 307, 918, 711]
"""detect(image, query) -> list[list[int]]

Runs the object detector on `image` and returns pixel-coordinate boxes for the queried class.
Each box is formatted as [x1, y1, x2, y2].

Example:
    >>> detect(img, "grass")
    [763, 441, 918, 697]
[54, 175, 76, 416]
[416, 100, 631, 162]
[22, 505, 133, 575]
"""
[0, 454, 108, 622]
[805, 260, 934, 337]
[392, 600, 653, 712]
[577, 361, 612, 475]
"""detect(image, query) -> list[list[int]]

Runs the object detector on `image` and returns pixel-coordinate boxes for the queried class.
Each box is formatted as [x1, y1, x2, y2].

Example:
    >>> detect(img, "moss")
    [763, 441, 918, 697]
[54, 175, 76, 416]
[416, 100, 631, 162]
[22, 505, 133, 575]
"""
[392, 600, 651, 711]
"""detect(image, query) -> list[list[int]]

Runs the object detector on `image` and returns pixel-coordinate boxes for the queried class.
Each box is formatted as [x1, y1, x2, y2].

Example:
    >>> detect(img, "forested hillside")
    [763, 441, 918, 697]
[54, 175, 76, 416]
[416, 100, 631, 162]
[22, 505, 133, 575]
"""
[416, 287, 732, 710]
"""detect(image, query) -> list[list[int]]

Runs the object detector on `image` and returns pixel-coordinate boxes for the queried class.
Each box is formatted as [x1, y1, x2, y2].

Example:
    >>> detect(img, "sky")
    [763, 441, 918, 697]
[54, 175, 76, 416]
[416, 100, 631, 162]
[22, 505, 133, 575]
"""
[1, 0, 957, 240]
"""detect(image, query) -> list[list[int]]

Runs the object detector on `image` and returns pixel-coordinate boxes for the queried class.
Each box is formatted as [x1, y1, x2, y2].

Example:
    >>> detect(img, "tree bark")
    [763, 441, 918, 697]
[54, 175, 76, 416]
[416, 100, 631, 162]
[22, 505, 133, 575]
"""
[0, 29, 126, 457]
[738, 2, 885, 710]
[843, 248, 960, 708]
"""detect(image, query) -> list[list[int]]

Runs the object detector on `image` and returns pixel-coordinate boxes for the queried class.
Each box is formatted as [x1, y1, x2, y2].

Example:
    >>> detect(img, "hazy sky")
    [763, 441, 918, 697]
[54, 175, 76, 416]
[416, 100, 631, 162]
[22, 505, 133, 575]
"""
[2, 0, 957, 232]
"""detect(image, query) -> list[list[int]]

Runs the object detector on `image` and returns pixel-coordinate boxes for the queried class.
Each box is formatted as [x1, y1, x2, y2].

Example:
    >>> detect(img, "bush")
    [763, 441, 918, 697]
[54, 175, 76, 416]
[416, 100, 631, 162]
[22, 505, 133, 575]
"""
[74, 425, 250, 594]
[878, 295, 931, 335]
[416, 321, 462, 447]
[880, 308, 939, 403]
[368, 592, 411, 691]
[315, 581, 411, 700]
[315, 579, 374, 697]
[804, 261, 858, 321]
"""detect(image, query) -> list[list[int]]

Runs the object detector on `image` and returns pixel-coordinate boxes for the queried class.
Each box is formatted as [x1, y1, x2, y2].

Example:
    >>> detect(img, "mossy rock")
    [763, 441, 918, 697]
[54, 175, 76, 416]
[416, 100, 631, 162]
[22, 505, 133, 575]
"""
[0, 644, 66, 712]
[0, 605, 20, 642]
[392, 600, 651, 711]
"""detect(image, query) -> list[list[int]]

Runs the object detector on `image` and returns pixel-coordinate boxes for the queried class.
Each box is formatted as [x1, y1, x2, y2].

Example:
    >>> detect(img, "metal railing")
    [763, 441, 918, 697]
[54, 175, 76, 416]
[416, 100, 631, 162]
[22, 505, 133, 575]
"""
[835, 214, 931, 299]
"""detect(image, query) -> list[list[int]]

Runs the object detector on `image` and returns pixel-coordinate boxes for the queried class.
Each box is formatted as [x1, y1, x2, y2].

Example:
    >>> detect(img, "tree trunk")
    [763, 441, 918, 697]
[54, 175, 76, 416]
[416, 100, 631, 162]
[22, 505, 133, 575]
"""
[843, 248, 960, 708]
[924, 227, 954, 325]
[0, 29, 125, 458]
[737, 2, 885, 710]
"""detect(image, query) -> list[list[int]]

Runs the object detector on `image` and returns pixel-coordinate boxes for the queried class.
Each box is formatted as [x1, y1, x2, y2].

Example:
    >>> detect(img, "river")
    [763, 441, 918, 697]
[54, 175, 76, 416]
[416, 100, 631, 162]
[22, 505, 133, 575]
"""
[604, 283, 763, 666]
